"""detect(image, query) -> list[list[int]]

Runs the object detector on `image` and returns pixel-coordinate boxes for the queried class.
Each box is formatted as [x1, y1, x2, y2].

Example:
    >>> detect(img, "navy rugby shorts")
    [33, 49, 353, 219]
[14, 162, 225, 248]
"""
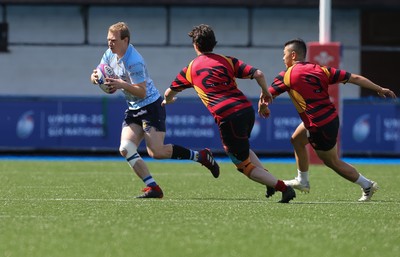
[122, 97, 166, 132]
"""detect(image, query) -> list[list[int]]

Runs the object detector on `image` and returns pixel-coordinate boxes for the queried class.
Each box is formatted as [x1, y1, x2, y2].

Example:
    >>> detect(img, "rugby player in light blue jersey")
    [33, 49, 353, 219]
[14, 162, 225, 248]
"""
[90, 22, 219, 198]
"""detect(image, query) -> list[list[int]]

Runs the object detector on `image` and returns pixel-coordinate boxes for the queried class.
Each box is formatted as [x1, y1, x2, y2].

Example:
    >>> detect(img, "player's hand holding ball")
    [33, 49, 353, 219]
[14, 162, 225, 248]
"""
[92, 64, 118, 94]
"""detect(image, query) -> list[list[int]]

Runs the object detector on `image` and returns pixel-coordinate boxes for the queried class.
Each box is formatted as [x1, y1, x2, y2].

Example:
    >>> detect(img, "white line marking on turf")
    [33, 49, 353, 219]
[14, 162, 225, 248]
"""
[0, 215, 58, 219]
[0, 198, 394, 204]
[0, 198, 131, 202]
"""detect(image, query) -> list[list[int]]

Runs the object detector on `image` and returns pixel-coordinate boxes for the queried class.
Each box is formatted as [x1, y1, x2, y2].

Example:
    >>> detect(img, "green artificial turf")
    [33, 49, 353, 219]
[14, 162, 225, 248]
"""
[0, 160, 399, 257]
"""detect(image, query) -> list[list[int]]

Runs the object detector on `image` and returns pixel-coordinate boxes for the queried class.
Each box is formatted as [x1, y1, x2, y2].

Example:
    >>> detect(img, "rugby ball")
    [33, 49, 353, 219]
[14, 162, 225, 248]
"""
[96, 64, 117, 94]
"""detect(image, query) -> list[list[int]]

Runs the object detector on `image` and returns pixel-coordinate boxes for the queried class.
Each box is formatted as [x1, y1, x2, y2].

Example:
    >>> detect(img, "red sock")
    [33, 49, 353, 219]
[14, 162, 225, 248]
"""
[274, 180, 287, 192]
[152, 185, 162, 192]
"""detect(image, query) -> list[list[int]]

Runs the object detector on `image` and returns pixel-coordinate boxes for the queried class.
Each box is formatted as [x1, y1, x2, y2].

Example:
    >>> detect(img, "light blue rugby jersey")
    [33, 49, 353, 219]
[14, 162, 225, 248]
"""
[100, 44, 160, 110]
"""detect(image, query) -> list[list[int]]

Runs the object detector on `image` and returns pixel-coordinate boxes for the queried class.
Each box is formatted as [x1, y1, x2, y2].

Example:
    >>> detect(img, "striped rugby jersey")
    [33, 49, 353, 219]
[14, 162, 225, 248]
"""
[170, 53, 257, 124]
[269, 62, 351, 130]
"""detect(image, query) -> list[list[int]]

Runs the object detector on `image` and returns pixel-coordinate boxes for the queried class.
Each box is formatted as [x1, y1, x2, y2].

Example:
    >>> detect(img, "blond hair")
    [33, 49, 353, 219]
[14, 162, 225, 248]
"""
[108, 22, 130, 43]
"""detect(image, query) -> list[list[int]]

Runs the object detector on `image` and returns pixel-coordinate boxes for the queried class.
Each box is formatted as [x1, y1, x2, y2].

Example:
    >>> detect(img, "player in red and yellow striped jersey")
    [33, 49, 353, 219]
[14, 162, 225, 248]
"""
[163, 24, 296, 203]
[169, 54, 255, 125]
[270, 63, 350, 130]
[264, 38, 396, 201]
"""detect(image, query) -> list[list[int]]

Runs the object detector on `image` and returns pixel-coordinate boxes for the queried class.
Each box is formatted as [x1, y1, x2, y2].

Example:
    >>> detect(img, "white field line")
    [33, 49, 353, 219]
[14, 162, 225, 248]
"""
[0, 198, 392, 204]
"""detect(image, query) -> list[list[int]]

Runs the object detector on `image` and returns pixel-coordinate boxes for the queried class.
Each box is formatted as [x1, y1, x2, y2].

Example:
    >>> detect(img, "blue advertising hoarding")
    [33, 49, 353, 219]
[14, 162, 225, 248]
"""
[0, 97, 125, 151]
[342, 99, 400, 155]
[1, 96, 399, 156]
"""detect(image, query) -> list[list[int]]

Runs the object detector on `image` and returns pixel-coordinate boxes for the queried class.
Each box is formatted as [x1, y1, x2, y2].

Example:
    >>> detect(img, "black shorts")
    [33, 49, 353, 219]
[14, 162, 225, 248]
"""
[308, 116, 339, 151]
[219, 108, 254, 163]
[122, 97, 166, 132]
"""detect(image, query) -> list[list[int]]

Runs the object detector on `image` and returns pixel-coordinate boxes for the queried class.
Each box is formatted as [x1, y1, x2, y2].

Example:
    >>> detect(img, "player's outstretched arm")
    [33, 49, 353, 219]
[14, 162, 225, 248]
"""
[348, 74, 397, 98]
[162, 88, 178, 106]
[253, 69, 273, 104]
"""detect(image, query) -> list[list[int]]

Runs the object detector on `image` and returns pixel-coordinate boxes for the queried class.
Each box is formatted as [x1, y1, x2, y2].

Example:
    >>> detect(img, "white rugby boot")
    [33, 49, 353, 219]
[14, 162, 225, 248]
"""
[358, 181, 379, 202]
[283, 177, 310, 193]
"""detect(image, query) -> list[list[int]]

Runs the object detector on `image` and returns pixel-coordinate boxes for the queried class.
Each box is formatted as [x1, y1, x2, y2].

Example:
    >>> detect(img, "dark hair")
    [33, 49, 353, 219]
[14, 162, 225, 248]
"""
[188, 24, 217, 53]
[284, 38, 307, 60]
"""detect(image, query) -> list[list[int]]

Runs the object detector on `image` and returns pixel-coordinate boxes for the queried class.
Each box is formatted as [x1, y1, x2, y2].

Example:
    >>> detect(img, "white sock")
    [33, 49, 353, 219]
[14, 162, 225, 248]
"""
[297, 169, 308, 184]
[192, 151, 199, 161]
[355, 174, 371, 189]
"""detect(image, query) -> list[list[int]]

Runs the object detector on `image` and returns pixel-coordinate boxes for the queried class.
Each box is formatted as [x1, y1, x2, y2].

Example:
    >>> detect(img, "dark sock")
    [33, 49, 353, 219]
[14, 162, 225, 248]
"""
[171, 145, 192, 160]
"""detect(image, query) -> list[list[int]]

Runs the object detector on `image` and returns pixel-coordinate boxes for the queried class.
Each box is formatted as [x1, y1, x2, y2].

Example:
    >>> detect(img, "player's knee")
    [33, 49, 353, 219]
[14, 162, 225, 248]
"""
[291, 136, 306, 148]
[226, 150, 255, 177]
[119, 148, 127, 158]
[236, 158, 256, 177]
[119, 140, 141, 166]
[290, 136, 296, 145]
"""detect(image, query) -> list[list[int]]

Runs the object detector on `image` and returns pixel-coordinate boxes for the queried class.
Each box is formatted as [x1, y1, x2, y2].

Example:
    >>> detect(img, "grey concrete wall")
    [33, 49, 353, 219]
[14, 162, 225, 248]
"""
[0, 5, 361, 99]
